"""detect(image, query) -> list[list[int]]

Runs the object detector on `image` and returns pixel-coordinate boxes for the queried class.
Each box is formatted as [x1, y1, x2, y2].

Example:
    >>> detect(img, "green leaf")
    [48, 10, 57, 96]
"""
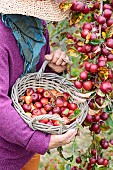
[104, 105, 113, 114]
[76, 123, 84, 130]
[69, 109, 81, 121]
[100, 124, 110, 132]
[80, 13, 91, 22]
[74, 109, 81, 117]
[94, 135, 101, 142]
[71, 67, 82, 77]
[106, 128, 113, 136]
[90, 39, 105, 45]
[106, 115, 113, 128]
[98, 166, 108, 170]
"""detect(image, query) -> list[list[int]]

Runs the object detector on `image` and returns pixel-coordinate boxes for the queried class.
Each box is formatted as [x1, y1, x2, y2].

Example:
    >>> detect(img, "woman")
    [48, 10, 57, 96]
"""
[0, 0, 77, 170]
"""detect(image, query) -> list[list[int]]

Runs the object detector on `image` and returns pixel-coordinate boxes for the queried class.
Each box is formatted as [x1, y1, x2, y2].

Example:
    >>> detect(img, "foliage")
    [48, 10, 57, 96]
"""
[42, 0, 113, 169]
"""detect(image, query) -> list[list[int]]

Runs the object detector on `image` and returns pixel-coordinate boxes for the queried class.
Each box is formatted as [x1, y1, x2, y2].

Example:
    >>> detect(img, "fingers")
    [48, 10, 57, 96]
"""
[48, 129, 78, 149]
[61, 61, 66, 66]
[45, 53, 53, 61]
[58, 129, 77, 145]
[46, 49, 68, 65]
[61, 129, 78, 145]
[45, 49, 71, 66]
[51, 49, 62, 64]
[56, 51, 66, 66]
[44, 49, 71, 73]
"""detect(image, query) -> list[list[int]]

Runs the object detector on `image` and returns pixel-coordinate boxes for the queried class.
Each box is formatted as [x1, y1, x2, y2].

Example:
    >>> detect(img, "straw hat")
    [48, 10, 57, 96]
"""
[0, 0, 69, 21]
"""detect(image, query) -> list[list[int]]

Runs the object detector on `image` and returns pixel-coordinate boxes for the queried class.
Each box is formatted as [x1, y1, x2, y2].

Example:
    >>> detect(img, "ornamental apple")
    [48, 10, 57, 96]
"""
[85, 114, 93, 123]
[38, 94, 42, 100]
[97, 16, 106, 24]
[40, 108, 47, 114]
[50, 89, 58, 96]
[34, 102, 42, 109]
[22, 104, 31, 112]
[100, 112, 109, 121]
[54, 120, 60, 126]
[80, 71, 88, 80]
[44, 104, 52, 111]
[81, 29, 89, 39]
[100, 81, 112, 94]
[39, 119, 49, 124]
[90, 64, 98, 73]
[62, 116, 70, 125]
[82, 4, 90, 14]
[32, 108, 41, 116]
[36, 87, 44, 94]
[84, 62, 92, 72]
[55, 97, 64, 107]
[43, 90, 51, 98]
[68, 103, 77, 111]
[82, 23, 92, 31]
[31, 92, 39, 102]
[53, 106, 61, 114]
[103, 9, 112, 18]
[74, 80, 82, 89]
[106, 39, 113, 48]
[24, 96, 33, 104]
[61, 108, 69, 117]
[63, 101, 69, 107]
[40, 98, 48, 105]
[83, 81, 93, 91]
[62, 92, 70, 101]
[25, 88, 34, 96]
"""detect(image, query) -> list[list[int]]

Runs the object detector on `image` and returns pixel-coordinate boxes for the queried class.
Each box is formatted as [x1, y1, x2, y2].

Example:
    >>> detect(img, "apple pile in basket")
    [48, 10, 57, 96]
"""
[19, 87, 81, 126]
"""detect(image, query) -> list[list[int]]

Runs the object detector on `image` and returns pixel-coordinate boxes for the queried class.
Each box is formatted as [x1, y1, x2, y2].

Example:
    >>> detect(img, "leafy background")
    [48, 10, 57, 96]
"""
[38, 19, 113, 170]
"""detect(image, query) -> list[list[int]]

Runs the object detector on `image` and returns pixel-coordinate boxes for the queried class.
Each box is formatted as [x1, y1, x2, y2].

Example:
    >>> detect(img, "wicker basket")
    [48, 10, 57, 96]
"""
[11, 60, 88, 134]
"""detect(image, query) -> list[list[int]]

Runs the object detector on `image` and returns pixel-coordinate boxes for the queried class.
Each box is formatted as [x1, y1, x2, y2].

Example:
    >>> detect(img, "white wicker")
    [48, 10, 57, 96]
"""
[11, 60, 88, 134]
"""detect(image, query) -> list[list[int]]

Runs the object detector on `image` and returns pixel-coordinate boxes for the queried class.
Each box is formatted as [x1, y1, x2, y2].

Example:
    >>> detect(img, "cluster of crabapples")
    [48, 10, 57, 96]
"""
[70, 110, 112, 169]
[67, 1, 113, 95]
[18, 87, 78, 126]
[84, 110, 109, 134]
[71, 138, 113, 170]
[70, 140, 113, 170]
[70, 0, 113, 26]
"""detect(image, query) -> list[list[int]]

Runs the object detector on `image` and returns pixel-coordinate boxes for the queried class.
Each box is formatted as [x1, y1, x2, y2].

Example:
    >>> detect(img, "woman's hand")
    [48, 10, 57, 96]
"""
[48, 129, 78, 149]
[45, 49, 71, 73]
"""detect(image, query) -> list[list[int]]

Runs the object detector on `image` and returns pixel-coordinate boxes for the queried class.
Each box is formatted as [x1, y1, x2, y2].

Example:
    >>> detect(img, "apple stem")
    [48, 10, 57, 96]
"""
[99, 0, 103, 39]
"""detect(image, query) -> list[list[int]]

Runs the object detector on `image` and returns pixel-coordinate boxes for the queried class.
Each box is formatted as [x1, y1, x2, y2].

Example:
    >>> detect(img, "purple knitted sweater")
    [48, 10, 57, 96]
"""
[0, 19, 51, 170]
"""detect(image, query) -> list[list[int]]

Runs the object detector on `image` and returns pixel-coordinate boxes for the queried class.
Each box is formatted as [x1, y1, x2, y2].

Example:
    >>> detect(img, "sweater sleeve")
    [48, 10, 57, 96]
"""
[0, 46, 50, 155]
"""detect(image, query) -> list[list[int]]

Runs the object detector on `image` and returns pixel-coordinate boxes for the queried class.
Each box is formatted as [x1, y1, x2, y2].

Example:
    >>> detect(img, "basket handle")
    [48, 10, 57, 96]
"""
[29, 114, 65, 130]
[37, 60, 49, 79]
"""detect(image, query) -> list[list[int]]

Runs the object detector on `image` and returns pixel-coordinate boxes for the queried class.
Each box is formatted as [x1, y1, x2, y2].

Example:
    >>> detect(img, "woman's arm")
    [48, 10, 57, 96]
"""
[0, 45, 78, 154]
[0, 46, 50, 155]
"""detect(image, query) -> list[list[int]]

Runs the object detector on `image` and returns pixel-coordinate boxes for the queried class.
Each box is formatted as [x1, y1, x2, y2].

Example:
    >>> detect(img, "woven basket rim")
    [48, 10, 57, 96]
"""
[11, 62, 88, 135]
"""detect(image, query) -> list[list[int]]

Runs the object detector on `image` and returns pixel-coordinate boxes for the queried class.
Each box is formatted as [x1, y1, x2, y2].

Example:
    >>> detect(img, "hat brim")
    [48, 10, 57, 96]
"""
[0, 0, 69, 21]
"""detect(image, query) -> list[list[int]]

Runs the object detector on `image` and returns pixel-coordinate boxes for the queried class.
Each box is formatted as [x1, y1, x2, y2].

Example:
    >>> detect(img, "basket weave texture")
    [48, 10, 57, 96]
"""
[11, 60, 88, 134]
